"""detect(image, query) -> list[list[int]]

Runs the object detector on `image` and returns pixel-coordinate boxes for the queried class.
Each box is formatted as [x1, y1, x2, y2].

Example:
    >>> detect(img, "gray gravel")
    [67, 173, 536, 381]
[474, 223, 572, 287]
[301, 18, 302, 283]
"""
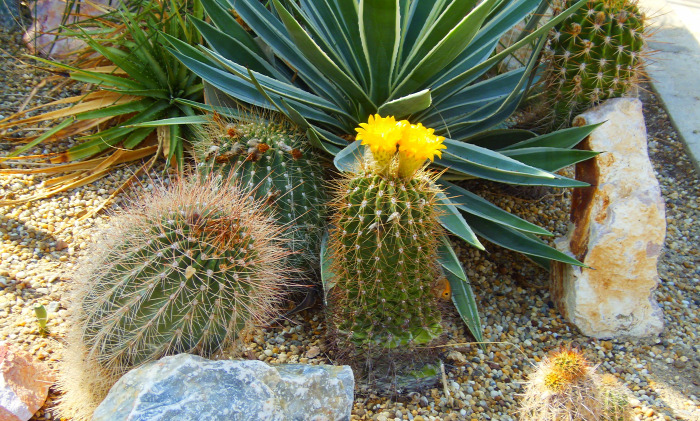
[1, 28, 699, 421]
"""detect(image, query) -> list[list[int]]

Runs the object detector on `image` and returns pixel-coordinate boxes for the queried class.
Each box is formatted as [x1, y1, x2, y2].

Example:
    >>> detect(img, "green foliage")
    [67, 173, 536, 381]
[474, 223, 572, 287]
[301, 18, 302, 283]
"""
[195, 116, 327, 276]
[0, 0, 205, 204]
[544, 0, 647, 126]
[166, 0, 602, 340]
[74, 176, 289, 375]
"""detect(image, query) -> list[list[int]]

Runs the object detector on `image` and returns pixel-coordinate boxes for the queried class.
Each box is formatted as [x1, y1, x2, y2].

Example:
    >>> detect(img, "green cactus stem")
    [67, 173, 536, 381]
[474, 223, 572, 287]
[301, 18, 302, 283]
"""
[196, 116, 327, 277]
[544, 0, 647, 126]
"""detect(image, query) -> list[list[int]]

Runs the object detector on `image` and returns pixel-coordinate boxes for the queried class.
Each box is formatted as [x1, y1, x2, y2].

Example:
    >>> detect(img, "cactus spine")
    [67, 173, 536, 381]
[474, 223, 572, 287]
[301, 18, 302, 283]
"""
[58, 176, 289, 420]
[519, 346, 631, 421]
[197, 115, 327, 276]
[544, 0, 647, 126]
[327, 115, 447, 362]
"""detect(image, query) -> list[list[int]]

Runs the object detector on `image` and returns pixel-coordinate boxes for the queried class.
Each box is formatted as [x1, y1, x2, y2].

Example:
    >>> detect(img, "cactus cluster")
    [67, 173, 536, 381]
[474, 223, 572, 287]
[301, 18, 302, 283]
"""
[544, 0, 647, 126]
[519, 346, 631, 421]
[196, 115, 327, 277]
[58, 176, 290, 420]
[326, 115, 448, 385]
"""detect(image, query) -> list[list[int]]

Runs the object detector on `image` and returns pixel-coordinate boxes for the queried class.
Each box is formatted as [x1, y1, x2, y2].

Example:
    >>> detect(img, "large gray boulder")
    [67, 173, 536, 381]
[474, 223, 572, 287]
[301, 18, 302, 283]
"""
[92, 354, 354, 421]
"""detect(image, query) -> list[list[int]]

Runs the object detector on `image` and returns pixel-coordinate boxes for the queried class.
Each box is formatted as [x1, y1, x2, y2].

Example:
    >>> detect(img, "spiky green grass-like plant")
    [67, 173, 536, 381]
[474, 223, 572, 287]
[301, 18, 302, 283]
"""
[57, 175, 290, 421]
[195, 114, 327, 277]
[326, 115, 448, 390]
[543, 0, 648, 126]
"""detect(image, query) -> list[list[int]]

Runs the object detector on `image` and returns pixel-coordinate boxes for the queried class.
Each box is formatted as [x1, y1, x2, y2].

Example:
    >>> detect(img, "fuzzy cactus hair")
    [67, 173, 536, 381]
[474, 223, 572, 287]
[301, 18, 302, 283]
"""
[56, 174, 292, 420]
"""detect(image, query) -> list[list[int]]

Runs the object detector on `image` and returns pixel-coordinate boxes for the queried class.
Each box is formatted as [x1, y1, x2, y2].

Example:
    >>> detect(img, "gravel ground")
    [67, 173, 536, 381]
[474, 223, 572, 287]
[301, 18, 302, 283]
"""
[1, 27, 699, 421]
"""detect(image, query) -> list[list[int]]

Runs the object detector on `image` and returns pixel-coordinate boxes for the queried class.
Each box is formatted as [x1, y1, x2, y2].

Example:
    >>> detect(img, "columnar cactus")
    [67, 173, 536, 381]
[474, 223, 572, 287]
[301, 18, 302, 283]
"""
[196, 115, 327, 276]
[327, 115, 447, 359]
[544, 0, 647, 126]
[58, 176, 290, 420]
[519, 346, 631, 421]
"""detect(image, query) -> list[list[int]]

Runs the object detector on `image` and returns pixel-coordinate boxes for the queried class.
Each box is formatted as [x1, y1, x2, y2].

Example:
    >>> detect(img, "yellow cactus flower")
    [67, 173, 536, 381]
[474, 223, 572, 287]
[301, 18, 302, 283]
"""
[397, 123, 446, 179]
[355, 114, 404, 174]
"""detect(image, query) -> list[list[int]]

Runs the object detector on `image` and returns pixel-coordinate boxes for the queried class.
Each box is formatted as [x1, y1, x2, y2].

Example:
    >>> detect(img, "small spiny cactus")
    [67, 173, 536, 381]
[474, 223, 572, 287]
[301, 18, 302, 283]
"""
[326, 115, 448, 388]
[196, 113, 327, 278]
[58, 175, 290, 420]
[519, 346, 631, 421]
[544, 0, 648, 126]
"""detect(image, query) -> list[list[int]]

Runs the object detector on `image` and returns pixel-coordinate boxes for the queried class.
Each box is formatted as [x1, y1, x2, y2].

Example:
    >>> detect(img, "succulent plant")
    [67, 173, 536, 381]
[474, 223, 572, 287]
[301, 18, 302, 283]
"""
[324, 115, 449, 389]
[165, 0, 600, 342]
[544, 0, 647, 126]
[600, 374, 632, 421]
[195, 115, 327, 277]
[519, 346, 631, 421]
[58, 175, 290, 420]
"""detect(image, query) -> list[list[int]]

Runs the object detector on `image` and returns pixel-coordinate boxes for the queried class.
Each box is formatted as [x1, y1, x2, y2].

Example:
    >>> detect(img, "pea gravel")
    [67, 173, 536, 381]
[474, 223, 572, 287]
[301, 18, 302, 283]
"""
[1, 28, 699, 421]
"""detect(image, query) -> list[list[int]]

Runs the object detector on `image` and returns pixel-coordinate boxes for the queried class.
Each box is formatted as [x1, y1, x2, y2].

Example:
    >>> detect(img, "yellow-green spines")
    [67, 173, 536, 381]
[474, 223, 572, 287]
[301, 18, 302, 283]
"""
[197, 118, 327, 275]
[327, 168, 443, 351]
[545, 0, 646, 126]
[519, 347, 632, 421]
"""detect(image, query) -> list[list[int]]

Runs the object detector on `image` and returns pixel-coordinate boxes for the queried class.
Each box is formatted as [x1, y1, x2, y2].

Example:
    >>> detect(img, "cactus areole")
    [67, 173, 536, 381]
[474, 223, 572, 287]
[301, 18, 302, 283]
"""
[327, 115, 447, 353]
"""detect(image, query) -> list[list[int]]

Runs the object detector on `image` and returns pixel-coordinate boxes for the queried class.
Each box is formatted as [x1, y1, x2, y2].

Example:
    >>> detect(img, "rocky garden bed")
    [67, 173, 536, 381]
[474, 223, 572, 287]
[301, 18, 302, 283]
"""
[1, 10, 699, 421]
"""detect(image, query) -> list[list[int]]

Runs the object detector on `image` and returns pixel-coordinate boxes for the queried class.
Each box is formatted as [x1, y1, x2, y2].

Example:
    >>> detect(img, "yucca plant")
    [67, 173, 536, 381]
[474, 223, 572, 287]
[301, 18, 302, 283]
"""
[165, 0, 600, 341]
[0, 0, 204, 206]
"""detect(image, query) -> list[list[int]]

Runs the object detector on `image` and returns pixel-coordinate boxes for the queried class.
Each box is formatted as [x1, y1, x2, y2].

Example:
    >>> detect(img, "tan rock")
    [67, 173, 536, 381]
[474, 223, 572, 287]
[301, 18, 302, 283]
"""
[551, 98, 665, 338]
[0, 343, 54, 421]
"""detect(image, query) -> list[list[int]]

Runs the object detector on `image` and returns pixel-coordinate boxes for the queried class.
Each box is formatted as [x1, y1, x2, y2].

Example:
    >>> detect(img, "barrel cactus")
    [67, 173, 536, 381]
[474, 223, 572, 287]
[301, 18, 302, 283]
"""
[196, 115, 327, 277]
[519, 346, 631, 421]
[544, 0, 647, 126]
[326, 115, 447, 387]
[58, 175, 290, 420]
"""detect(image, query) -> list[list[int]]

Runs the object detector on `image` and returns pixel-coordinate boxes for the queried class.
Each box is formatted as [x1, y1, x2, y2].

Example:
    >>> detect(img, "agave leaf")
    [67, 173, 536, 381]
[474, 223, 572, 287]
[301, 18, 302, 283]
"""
[439, 180, 552, 236]
[438, 236, 483, 344]
[500, 147, 600, 172]
[333, 139, 364, 172]
[298, 0, 368, 87]
[358, 0, 400, 101]
[376, 88, 431, 119]
[273, 0, 375, 112]
[199, 0, 264, 55]
[437, 140, 589, 187]
[500, 123, 603, 150]
[229, 0, 346, 104]
[463, 129, 535, 149]
[393, 0, 500, 97]
[436, 190, 484, 250]
[462, 212, 585, 267]
[189, 16, 285, 78]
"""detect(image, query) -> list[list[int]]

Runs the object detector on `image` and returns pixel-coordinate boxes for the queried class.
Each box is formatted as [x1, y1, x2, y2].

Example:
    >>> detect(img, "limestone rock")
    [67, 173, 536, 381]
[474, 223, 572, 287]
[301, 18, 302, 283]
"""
[0, 343, 54, 421]
[23, 0, 115, 59]
[93, 354, 354, 421]
[551, 97, 666, 339]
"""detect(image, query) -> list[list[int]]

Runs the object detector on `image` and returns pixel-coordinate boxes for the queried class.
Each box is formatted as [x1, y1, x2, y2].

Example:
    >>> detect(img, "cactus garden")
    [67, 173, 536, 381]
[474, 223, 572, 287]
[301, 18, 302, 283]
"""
[0, 0, 699, 420]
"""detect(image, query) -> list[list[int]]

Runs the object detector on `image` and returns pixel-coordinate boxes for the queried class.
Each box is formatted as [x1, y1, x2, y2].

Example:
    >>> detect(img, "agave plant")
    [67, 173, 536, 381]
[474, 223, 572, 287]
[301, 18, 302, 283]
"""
[0, 0, 204, 206]
[165, 0, 598, 340]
